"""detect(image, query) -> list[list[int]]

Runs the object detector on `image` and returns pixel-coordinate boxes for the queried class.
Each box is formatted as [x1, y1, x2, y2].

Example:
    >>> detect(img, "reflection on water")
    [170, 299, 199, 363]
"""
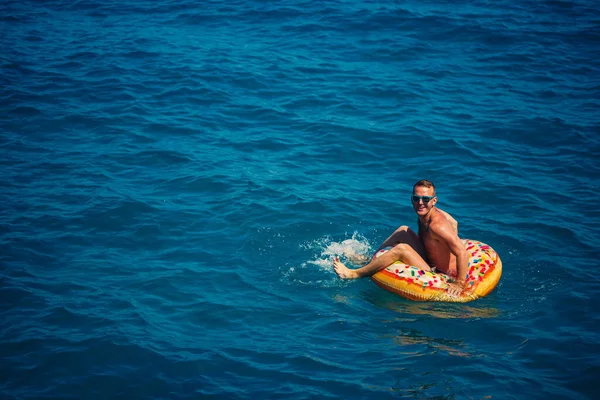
[366, 379, 457, 400]
[388, 328, 472, 358]
[371, 325, 487, 399]
[357, 290, 499, 399]
[361, 288, 501, 320]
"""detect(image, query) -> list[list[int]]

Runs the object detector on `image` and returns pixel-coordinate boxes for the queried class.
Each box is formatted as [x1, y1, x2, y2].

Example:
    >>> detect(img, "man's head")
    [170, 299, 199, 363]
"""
[412, 179, 437, 217]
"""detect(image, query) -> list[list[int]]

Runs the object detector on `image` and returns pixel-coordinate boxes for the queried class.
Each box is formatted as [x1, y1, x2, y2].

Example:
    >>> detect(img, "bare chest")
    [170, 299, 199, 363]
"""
[419, 222, 453, 270]
[420, 228, 439, 252]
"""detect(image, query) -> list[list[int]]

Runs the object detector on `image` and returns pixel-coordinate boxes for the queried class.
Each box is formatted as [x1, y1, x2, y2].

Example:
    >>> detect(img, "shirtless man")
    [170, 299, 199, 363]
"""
[333, 180, 469, 297]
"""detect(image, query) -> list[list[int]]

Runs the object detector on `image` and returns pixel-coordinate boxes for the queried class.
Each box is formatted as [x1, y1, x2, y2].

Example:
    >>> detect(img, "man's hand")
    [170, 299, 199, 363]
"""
[446, 281, 465, 297]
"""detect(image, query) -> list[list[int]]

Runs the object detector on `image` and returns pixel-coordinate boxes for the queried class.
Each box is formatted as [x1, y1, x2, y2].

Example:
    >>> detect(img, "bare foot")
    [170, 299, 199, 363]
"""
[333, 256, 359, 279]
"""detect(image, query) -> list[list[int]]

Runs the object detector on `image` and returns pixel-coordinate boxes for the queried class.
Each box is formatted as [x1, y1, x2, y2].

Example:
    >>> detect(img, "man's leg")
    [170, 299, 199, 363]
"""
[377, 225, 427, 259]
[333, 227, 431, 279]
[340, 226, 423, 266]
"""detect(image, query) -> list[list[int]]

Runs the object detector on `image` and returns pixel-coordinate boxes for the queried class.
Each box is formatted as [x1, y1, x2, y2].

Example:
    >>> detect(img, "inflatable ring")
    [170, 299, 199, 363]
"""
[371, 239, 502, 303]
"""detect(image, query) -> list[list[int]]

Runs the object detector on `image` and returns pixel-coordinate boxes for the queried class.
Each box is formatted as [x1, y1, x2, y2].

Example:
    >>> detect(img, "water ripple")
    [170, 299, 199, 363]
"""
[2, 0, 599, 399]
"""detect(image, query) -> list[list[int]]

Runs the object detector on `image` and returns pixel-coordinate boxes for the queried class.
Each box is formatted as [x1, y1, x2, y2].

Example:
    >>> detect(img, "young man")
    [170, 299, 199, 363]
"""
[333, 180, 468, 297]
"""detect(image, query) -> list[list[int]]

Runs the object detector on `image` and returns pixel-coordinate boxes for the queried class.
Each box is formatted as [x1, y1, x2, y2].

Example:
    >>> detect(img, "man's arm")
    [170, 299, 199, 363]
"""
[433, 223, 469, 296]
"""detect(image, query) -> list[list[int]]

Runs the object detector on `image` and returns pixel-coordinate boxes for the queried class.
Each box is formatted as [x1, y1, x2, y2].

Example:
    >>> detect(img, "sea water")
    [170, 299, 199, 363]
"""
[1, 0, 599, 399]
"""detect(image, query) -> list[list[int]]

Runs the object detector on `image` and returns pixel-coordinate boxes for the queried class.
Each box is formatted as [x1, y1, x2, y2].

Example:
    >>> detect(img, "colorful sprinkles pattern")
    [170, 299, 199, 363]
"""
[376, 240, 498, 292]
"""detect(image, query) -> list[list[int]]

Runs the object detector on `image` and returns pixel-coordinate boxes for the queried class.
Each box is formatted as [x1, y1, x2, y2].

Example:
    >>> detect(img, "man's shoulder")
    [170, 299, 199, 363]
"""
[432, 208, 448, 221]
[430, 209, 455, 231]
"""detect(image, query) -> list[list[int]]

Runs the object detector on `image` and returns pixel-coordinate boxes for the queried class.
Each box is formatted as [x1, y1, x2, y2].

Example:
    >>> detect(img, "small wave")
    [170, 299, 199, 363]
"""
[11, 106, 42, 116]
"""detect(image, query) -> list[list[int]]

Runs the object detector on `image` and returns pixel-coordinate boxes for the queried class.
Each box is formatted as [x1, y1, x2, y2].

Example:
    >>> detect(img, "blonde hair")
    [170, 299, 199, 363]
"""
[413, 179, 436, 195]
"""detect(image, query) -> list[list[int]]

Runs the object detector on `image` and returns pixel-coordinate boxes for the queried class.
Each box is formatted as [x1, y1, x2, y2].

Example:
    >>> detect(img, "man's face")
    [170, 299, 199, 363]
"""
[412, 186, 437, 217]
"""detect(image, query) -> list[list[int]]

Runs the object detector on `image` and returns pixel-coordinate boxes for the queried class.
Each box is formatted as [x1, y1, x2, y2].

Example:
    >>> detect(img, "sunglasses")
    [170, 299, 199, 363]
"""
[411, 195, 435, 204]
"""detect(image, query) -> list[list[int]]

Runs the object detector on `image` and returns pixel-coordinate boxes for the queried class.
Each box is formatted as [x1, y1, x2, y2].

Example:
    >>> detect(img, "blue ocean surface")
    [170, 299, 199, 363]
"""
[1, 0, 599, 399]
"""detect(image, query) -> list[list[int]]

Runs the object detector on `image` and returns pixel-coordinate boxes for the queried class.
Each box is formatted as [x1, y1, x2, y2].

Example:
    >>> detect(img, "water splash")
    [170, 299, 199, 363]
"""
[304, 231, 373, 270]
[281, 232, 374, 287]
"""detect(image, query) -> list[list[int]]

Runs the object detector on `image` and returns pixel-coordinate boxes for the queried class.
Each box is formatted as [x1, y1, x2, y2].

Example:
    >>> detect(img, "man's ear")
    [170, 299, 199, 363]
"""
[432, 196, 438, 206]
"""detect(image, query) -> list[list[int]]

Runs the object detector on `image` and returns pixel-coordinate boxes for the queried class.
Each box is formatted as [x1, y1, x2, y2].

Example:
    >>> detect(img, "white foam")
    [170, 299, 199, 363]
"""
[281, 232, 374, 287]
[304, 232, 373, 269]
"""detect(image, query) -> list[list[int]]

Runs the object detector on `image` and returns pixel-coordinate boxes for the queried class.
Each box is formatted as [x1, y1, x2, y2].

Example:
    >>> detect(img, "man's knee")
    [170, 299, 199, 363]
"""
[391, 242, 411, 257]
[393, 225, 417, 241]
[393, 225, 410, 236]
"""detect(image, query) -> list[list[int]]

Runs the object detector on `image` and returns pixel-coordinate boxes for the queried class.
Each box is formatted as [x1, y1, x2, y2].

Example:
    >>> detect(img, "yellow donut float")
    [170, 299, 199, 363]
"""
[371, 239, 502, 303]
